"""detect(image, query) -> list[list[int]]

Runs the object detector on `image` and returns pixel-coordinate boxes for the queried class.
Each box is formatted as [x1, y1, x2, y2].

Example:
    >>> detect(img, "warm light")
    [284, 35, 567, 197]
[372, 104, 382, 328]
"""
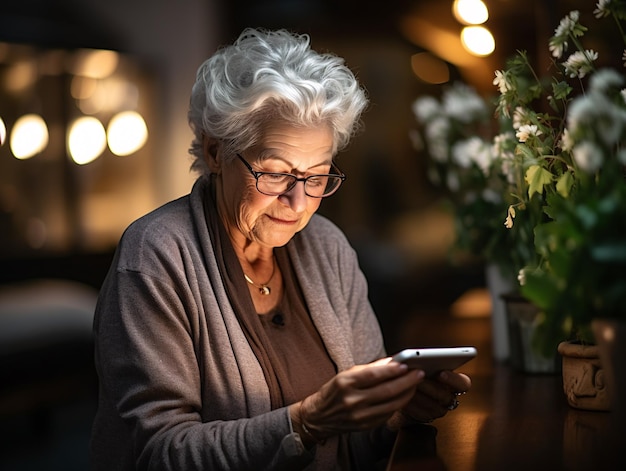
[5, 60, 38, 93]
[453, 0, 489, 25]
[411, 52, 450, 84]
[69, 49, 119, 79]
[461, 26, 495, 57]
[0, 117, 5, 146]
[10, 114, 49, 159]
[107, 111, 148, 156]
[78, 78, 139, 115]
[68, 116, 107, 165]
[70, 75, 98, 100]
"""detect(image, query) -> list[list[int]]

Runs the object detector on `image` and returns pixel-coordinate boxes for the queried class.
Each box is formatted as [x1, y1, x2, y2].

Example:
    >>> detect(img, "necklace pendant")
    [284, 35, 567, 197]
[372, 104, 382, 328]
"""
[259, 285, 271, 296]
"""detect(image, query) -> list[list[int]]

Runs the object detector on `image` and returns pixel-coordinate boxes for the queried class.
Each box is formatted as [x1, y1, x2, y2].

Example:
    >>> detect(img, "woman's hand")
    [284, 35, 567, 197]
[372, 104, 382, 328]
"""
[387, 370, 472, 429]
[290, 358, 424, 444]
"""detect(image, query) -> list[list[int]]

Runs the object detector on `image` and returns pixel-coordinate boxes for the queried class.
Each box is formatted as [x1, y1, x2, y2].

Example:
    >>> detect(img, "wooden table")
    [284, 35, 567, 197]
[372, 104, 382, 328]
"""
[386, 364, 624, 470]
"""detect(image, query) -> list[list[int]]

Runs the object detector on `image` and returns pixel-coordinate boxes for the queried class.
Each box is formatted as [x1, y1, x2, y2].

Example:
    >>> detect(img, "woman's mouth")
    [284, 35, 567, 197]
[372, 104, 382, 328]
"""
[268, 215, 299, 225]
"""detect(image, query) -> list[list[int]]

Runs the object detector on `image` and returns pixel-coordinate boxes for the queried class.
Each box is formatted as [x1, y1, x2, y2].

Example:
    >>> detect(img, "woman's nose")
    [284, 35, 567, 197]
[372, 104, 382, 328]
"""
[279, 180, 308, 212]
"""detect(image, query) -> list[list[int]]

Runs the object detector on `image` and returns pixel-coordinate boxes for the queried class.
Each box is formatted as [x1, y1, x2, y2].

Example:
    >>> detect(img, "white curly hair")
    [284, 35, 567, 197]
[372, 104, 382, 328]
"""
[187, 28, 369, 173]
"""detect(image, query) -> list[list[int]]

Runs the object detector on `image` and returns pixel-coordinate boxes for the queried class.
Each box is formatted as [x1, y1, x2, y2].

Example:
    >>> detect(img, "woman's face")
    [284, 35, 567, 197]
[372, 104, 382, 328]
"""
[215, 122, 335, 250]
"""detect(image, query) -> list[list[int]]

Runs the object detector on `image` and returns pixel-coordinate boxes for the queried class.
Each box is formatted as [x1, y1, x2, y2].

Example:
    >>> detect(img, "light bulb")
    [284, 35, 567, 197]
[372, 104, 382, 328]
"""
[107, 111, 148, 156]
[461, 26, 495, 57]
[10, 114, 49, 159]
[68, 116, 107, 165]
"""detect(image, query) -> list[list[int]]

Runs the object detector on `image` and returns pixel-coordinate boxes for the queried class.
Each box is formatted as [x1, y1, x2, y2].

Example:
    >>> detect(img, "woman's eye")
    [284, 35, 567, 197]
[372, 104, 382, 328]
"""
[307, 176, 327, 187]
[263, 173, 290, 183]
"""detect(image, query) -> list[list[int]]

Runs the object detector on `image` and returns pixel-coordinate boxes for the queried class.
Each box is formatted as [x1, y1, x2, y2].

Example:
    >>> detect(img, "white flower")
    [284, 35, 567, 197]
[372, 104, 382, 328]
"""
[560, 128, 574, 152]
[567, 96, 596, 132]
[517, 268, 527, 286]
[549, 10, 580, 58]
[412, 96, 441, 123]
[594, 0, 611, 18]
[425, 116, 449, 141]
[516, 124, 542, 142]
[471, 141, 497, 176]
[562, 50, 598, 78]
[568, 93, 624, 146]
[443, 83, 487, 123]
[596, 102, 626, 146]
[493, 70, 511, 94]
[492, 131, 516, 155]
[555, 10, 580, 37]
[573, 141, 604, 173]
[512, 106, 530, 130]
[482, 188, 501, 204]
[589, 68, 624, 93]
[451, 138, 476, 169]
[549, 40, 567, 60]
[500, 158, 517, 185]
[425, 117, 450, 162]
[452, 137, 494, 175]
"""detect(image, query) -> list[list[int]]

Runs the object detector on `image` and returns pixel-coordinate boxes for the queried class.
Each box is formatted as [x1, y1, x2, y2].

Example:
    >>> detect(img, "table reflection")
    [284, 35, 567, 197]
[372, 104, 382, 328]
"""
[386, 365, 623, 470]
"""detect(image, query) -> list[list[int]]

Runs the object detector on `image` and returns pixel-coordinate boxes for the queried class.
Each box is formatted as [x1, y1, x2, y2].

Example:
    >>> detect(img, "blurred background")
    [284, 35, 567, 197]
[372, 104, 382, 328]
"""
[0, 0, 580, 468]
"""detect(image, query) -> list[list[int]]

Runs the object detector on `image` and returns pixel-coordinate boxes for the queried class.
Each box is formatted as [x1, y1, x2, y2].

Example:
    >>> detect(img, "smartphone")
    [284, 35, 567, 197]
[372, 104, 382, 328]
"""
[391, 346, 477, 377]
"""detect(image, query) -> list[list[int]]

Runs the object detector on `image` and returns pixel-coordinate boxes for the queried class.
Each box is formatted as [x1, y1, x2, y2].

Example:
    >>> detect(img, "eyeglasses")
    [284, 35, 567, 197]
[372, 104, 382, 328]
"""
[236, 153, 346, 198]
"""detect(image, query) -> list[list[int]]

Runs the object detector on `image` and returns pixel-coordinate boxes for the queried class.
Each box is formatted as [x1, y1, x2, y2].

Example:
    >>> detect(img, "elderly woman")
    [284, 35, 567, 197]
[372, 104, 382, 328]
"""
[90, 28, 471, 470]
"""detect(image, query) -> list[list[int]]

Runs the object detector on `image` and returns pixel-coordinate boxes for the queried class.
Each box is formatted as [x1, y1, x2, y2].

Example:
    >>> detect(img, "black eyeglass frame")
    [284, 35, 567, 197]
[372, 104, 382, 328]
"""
[235, 153, 346, 198]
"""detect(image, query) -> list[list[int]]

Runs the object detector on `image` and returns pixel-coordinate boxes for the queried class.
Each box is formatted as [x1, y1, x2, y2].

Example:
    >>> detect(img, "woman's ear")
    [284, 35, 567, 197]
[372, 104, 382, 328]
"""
[202, 136, 222, 174]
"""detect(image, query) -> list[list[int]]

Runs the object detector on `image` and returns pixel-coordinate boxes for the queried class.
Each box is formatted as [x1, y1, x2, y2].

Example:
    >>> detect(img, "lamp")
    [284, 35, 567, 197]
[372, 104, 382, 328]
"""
[453, 0, 495, 58]
[461, 26, 496, 57]
[10, 114, 49, 160]
[453, 0, 489, 25]
[0, 42, 155, 253]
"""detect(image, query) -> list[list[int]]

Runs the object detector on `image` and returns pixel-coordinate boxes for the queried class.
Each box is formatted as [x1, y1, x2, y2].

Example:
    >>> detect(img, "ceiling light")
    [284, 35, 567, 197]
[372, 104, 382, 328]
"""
[0, 117, 5, 146]
[10, 114, 49, 159]
[453, 0, 489, 25]
[68, 116, 107, 165]
[461, 26, 495, 57]
[107, 111, 148, 156]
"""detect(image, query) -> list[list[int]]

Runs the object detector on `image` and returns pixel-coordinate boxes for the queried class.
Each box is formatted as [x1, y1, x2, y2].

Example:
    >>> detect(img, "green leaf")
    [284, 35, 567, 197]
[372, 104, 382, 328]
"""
[522, 273, 561, 311]
[556, 171, 574, 197]
[525, 165, 553, 199]
[551, 80, 572, 101]
[516, 143, 536, 161]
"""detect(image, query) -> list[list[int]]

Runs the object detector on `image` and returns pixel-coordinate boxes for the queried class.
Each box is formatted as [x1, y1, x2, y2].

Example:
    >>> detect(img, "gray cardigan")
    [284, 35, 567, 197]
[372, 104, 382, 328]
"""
[90, 176, 387, 470]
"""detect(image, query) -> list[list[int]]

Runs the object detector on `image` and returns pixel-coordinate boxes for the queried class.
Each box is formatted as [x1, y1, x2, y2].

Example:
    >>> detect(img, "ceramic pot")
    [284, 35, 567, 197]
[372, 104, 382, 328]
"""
[557, 341, 611, 411]
[485, 263, 514, 363]
[592, 319, 626, 411]
[503, 293, 560, 374]
[592, 318, 626, 467]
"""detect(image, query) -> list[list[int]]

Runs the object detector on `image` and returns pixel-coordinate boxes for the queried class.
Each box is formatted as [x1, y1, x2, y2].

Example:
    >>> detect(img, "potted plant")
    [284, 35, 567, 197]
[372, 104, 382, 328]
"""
[411, 83, 533, 363]
[493, 1, 626, 408]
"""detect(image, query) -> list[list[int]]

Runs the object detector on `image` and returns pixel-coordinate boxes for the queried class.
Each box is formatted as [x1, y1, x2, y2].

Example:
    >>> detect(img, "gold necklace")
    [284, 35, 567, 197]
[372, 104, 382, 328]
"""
[243, 258, 276, 296]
